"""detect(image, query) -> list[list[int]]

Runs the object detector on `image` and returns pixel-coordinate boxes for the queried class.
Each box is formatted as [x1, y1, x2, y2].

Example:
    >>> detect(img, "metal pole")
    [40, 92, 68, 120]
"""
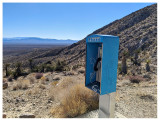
[99, 92, 116, 118]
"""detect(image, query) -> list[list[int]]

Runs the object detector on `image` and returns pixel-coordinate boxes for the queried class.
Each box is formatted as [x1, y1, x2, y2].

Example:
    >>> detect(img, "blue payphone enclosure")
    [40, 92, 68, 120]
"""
[85, 34, 119, 95]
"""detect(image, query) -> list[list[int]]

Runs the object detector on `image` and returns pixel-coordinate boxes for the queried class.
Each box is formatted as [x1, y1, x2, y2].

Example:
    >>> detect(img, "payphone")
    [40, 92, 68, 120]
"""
[85, 34, 119, 118]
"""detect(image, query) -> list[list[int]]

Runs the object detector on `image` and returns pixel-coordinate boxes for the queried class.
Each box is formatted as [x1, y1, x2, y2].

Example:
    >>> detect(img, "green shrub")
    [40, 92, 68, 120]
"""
[72, 64, 82, 70]
[4, 63, 10, 77]
[55, 60, 66, 72]
[45, 64, 56, 72]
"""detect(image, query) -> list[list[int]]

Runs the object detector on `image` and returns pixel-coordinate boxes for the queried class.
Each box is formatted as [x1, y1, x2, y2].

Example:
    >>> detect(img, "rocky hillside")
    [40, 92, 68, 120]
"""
[49, 3, 157, 66]
[4, 4, 157, 67]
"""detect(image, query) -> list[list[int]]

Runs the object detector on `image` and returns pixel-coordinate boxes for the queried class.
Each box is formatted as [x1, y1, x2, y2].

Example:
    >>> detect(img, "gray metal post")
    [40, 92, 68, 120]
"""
[99, 92, 116, 118]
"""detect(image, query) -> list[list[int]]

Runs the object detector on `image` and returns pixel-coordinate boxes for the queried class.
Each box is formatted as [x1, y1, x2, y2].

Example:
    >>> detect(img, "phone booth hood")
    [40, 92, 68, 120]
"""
[85, 34, 119, 95]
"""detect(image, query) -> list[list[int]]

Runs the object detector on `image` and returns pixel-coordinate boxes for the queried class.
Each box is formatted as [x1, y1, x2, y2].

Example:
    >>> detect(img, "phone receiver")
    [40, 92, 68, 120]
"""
[94, 57, 101, 71]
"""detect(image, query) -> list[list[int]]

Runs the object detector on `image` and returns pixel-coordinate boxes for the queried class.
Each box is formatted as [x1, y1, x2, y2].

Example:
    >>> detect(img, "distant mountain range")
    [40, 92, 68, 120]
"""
[3, 37, 78, 45]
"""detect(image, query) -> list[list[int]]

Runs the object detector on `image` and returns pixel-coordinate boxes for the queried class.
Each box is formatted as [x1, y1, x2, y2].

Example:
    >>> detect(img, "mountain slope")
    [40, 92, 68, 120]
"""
[3, 4, 157, 67]
[40, 3, 157, 65]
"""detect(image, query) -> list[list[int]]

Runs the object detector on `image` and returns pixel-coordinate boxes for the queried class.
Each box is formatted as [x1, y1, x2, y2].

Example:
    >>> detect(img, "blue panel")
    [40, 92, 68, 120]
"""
[85, 43, 101, 94]
[100, 36, 119, 95]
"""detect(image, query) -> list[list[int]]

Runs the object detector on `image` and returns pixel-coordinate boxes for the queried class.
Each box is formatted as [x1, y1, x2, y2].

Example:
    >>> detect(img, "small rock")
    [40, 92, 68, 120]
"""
[48, 100, 52, 103]
[16, 98, 20, 103]
[17, 109, 21, 112]
[19, 114, 35, 118]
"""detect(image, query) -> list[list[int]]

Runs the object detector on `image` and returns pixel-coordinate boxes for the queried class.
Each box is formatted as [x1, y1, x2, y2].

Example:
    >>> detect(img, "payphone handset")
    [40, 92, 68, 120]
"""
[94, 47, 102, 83]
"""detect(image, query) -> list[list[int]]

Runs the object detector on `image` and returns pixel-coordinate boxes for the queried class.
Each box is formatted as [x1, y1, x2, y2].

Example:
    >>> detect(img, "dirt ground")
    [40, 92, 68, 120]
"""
[3, 68, 157, 118]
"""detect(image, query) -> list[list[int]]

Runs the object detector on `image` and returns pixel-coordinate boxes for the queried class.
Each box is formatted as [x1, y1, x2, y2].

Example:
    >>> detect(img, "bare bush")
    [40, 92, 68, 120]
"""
[129, 76, 145, 83]
[35, 73, 43, 79]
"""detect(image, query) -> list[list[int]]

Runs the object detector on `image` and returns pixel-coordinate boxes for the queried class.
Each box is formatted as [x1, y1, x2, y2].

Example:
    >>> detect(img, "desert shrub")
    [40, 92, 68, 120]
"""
[32, 66, 39, 72]
[3, 79, 7, 83]
[72, 64, 82, 70]
[139, 94, 154, 101]
[45, 64, 55, 72]
[8, 76, 13, 82]
[63, 66, 70, 71]
[39, 84, 46, 89]
[55, 60, 66, 72]
[121, 55, 127, 74]
[35, 73, 43, 79]
[14, 62, 22, 78]
[13, 85, 19, 91]
[50, 84, 99, 118]
[137, 92, 155, 101]
[146, 60, 151, 72]
[50, 77, 99, 118]
[118, 63, 122, 74]
[64, 71, 75, 76]
[129, 76, 145, 83]
[12, 80, 30, 91]
[28, 77, 35, 84]
[27, 90, 32, 95]
[12, 81, 22, 91]
[28, 59, 34, 72]
[78, 69, 85, 74]
[49, 77, 76, 101]
[4, 63, 10, 77]
[40, 76, 46, 84]
[17, 82, 23, 89]
[143, 74, 151, 81]
[40, 64, 46, 73]
[22, 80, 30, 90]
[57, 77, 75, 89]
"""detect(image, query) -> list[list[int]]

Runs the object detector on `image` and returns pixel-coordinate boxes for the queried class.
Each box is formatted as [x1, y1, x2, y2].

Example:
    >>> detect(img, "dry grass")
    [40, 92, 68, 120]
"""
[28, 77, 35, 84]
[40, 76, 46, 84]
[51, 81, 59, 86]
[12, 79, 30, 91]
[22, 80, 30, 90]
[50, 77, 99, 118]
[49, 77, 74, 100]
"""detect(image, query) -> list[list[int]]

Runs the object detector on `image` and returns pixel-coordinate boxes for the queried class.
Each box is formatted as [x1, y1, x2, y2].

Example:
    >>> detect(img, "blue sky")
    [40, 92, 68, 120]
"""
[3, 3, 154, 40]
